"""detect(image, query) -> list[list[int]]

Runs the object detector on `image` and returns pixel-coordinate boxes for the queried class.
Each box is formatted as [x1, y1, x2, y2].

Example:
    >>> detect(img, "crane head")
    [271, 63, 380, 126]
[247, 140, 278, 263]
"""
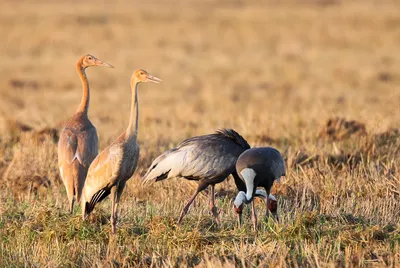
[79, 54, 114, 69]
[233, 191, 279, 221]
[132, 69, 162, 84]
[233, 191, 246, 214]
[268, 194, 279, 221]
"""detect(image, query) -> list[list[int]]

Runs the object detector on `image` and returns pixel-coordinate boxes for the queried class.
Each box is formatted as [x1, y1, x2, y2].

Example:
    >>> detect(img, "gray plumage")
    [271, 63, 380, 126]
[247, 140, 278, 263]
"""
[234, 146, 286, 229]
[142, 128, 250, 224]
[143, 129, 249, 183]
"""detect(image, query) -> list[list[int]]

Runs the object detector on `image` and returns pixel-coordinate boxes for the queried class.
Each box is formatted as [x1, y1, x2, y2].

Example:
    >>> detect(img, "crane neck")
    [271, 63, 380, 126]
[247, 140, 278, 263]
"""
[126, 77, 140, 139]
[76, 63, 90, 116]
[233, 171, 246, 192]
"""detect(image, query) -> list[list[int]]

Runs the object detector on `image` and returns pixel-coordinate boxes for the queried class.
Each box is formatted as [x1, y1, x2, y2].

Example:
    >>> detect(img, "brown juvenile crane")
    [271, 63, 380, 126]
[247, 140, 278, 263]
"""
[81, 69, 161, 234]
[58, 54, 113, 213]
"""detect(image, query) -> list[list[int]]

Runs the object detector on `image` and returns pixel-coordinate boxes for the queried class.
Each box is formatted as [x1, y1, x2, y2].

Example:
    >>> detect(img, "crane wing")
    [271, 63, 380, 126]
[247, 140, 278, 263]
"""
[142, 135, 245, 184]
[75, 126, 99, 168]
[58, 128, 77, 164]
[142, 148, 183, 184]
[179, 141, 240, 179]
[82, 143, 122, 213]
[58, 128, 80, 185]
[58, 126, 98, 168]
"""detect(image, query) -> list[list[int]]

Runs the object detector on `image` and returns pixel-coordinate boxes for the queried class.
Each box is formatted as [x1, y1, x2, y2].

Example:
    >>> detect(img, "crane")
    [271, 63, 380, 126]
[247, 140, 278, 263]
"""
[233, 147, 286, 230]
[58, 54, 113, 213]
[142, 129, 250, 224]
[81, 69, 161, 234]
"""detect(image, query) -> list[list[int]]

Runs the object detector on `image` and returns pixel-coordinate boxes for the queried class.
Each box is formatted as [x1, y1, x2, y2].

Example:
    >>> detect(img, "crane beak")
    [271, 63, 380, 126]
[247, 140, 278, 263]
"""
[267, 197, 278, 222]
[95, 59, 114, 68]
[272, 212, 279, 222]
[237, 213, 242, 228]
[146, 74, 162, 83]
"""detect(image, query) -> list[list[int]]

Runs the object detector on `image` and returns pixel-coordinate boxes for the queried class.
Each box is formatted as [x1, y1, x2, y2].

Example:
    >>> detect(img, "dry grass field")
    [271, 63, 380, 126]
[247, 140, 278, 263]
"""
[1, 0, 400, 266]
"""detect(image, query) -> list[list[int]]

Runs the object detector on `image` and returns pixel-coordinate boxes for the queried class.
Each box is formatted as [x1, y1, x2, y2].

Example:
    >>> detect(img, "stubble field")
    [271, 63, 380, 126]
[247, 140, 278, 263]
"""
[0, 0, 400, 266]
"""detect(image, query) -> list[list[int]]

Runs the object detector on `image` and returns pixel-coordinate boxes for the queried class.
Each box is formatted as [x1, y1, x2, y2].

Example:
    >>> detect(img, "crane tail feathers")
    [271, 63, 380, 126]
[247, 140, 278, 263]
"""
[86, 188, 110, 215]
[142, 170, 170, 185]
[142, 148, 187, 184]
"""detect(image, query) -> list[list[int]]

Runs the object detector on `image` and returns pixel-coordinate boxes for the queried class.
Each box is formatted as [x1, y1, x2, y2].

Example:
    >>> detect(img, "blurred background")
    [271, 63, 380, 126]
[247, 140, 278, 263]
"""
[1, 0, 399, 143]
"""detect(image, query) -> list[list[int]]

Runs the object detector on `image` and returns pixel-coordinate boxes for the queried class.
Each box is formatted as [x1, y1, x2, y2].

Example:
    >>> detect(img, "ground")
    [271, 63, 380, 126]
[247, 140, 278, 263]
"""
[0, 0, 400, 267]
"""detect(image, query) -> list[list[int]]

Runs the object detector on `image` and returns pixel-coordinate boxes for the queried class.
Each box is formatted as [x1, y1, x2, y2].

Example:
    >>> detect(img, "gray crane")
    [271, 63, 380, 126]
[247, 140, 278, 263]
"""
[233, 147, 286, 230]
[142, 129, 251, 224]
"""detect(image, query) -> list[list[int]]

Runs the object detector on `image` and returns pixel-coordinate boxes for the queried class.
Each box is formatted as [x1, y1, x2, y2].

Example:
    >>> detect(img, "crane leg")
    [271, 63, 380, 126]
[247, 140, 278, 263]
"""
[64, 177, 75, 214]
[82, 201, 87, 221]
[209, 184, 220, 225]
[69, 197, 75, 214]
[110, 184, 121, 234]
[251, 200, 257, 231]
[111, 182, 126, 234]
[177, 190, 200, 224]
[264, 195, 269, 222]
[265, 194, 279, 222]
[237, 212, 243, 228]
[110, 186, 117, 234]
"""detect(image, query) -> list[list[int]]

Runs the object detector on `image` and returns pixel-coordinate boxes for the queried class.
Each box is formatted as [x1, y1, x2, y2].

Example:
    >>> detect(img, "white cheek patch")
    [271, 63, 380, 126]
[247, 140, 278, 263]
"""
[240, 168, 256, 201]
[234, 191, 247, 208]
[268, 194, 277, 202]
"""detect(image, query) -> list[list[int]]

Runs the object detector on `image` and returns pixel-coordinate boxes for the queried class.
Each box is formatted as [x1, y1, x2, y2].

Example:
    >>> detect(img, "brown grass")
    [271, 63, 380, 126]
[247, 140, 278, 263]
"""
[318, 117, 367, 141]
[1, 0, 400, 267]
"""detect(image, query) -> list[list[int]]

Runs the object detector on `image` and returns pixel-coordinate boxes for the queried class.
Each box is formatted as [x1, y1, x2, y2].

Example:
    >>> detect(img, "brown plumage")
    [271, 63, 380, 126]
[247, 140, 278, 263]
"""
[81, 69, 161, 234]
[58, 54, 114, 213]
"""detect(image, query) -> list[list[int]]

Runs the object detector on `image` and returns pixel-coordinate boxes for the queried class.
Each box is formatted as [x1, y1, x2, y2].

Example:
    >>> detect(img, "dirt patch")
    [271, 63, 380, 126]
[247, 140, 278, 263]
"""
[1, 155, 51, 198]
[285, 149, 319, 168]
[1, 114, 60, 144]
[8, 174, 51, 200]
[32, 127, 60, 143]
[9, 79, 40, 90]
[325, 151, 363, 168]
[254, 134, 276, 145]
[319, 117, 367, 141]
[3, 117, 33, 133]
[373, 128, 399, 147]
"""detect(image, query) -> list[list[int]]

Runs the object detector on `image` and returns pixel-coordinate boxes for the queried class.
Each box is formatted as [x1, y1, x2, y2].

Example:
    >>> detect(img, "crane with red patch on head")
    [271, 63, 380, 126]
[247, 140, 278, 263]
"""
[233, 147, 285, 230]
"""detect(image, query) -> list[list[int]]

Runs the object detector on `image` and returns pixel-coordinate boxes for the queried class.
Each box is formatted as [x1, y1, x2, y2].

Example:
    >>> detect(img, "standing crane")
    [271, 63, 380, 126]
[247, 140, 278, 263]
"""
[58, 54, 113, 213]
[233, 147, 286, 230]
[81, 69, 161, 234]
[142, 129, 252, 224]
